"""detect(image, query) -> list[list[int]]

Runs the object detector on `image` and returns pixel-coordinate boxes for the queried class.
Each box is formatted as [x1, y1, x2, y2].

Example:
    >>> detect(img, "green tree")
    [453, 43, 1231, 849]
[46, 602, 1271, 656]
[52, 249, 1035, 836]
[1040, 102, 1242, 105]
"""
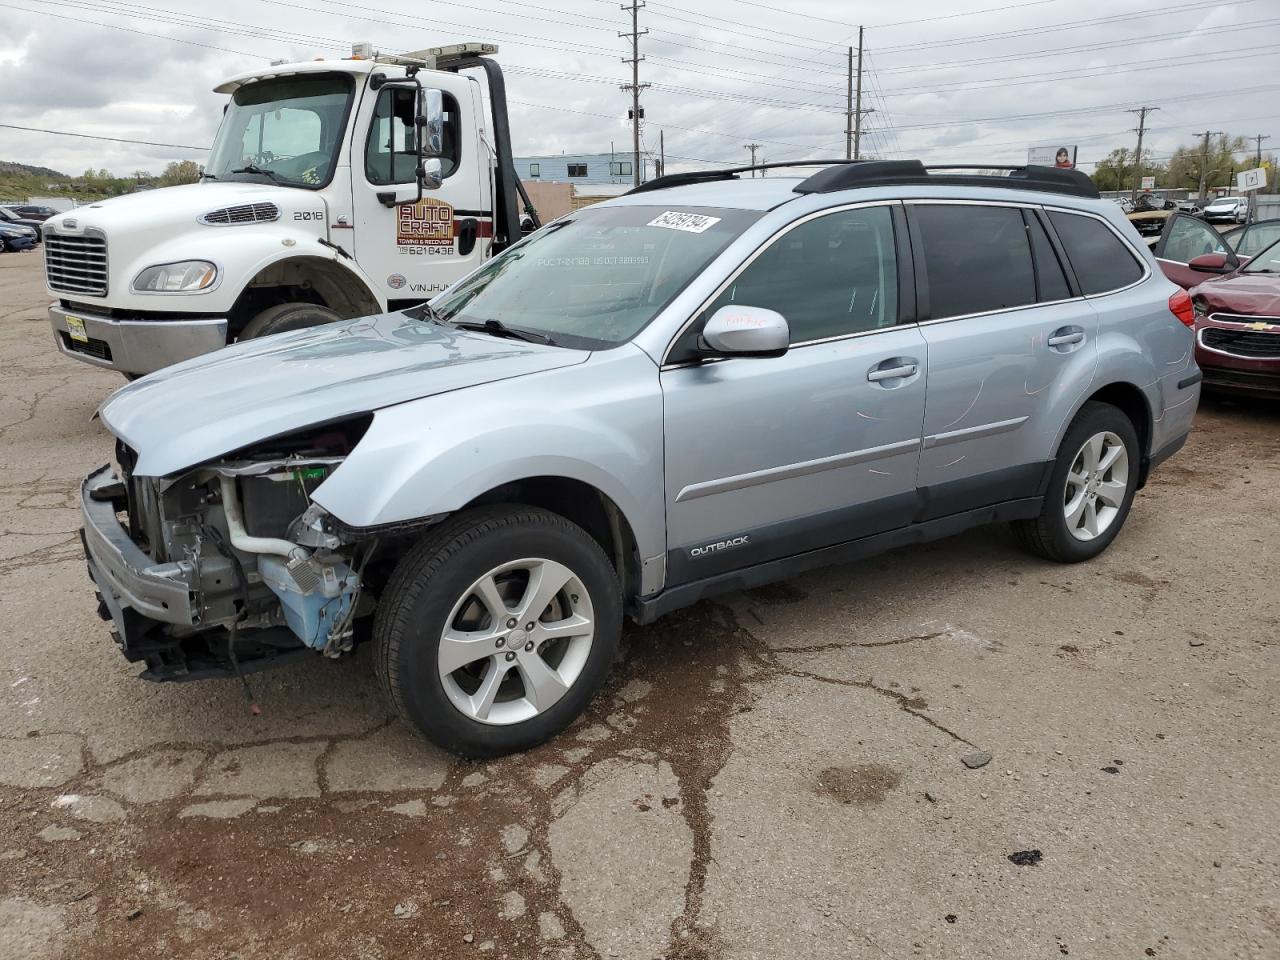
[1091, 148, 1130, 192]
[1164, 134, 1246, 198]
[1090, 148, 1165, 194]
[158, 160, 202, 186]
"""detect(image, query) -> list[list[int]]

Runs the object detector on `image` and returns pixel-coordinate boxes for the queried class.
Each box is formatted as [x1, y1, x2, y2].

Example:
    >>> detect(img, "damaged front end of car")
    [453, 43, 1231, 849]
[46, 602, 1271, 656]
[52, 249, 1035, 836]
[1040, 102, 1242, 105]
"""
[80, 416, 406, 681]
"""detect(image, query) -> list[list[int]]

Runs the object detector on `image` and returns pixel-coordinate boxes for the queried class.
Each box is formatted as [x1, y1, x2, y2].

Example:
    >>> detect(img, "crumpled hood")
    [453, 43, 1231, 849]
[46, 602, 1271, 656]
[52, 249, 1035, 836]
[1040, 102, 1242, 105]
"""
[1193, 273, 1280, 317]
[100, 312, 588, 476]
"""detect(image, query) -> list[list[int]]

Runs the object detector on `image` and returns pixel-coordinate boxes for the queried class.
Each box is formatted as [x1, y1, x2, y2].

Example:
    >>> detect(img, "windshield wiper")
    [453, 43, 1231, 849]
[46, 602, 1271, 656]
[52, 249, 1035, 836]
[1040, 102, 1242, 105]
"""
[453, 319, 557, 346]
[229, 163, 282, 182]
[200, 172, 219, 181]
[416, 301, 446, 323]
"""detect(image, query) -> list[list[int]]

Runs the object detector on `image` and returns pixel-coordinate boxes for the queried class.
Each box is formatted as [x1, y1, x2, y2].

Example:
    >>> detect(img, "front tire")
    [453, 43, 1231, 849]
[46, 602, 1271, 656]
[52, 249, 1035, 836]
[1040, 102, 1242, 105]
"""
[1012, 402, 1140, 563]
[374, 506, 622, 758]
[239, 301, 342, 340]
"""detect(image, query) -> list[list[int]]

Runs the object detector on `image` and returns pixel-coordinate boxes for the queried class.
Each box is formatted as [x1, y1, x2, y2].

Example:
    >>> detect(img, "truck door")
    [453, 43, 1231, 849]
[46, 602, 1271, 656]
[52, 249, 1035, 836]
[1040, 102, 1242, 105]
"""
[352, 76, 489, 306]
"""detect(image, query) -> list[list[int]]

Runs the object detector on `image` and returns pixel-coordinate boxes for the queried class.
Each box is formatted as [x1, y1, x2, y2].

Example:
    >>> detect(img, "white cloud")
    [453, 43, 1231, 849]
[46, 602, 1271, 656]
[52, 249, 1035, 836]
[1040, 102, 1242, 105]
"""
[0, 0, 1277, 177]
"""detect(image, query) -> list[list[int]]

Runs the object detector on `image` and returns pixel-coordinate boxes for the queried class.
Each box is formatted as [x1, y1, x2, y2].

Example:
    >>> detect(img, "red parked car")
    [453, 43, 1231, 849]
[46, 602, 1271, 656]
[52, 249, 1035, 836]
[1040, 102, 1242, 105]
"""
[1153, 213, 1280, 397]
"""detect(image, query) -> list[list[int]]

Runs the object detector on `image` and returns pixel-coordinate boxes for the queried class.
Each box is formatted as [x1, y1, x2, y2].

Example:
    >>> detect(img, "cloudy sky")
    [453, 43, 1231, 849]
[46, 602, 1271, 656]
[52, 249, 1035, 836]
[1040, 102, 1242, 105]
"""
[1, 0, 1278, 179]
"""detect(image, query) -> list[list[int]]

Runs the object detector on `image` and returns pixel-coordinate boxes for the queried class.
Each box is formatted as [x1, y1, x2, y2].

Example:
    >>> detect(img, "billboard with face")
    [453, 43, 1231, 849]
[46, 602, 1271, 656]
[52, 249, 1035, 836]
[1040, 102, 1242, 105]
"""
[1028, 145, 1077, 169]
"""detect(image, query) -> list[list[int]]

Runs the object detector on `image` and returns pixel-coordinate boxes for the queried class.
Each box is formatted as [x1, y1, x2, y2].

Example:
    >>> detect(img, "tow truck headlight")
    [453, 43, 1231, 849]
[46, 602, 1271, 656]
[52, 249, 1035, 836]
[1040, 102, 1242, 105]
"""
[132, 260, 218, 292]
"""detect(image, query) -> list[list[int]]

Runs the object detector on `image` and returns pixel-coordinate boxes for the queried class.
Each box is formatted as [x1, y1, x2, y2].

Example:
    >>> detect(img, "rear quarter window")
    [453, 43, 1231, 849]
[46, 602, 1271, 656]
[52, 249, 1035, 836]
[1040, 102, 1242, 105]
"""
[1047, 211, 1145, 295]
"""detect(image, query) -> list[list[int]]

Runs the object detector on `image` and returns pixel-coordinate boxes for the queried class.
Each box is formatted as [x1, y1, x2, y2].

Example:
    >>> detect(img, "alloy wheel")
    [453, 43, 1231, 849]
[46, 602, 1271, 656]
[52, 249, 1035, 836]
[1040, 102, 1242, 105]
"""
[438, 558, 595, 725]
[1063, 431, 1129, 542]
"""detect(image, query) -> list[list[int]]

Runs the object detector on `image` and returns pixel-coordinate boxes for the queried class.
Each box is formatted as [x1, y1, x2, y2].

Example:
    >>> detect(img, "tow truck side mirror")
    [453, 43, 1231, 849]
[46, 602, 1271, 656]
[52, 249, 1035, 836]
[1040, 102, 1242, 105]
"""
[417, 89, 444, 159]
[419, 158, 443, 192]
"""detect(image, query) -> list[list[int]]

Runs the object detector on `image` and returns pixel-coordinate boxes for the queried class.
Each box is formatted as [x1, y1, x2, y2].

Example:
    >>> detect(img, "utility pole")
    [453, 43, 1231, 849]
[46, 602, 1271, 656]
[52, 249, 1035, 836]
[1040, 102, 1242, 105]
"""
[1251, 133, 1271, 171]
[619, 1, 649, 188]
[658, 129, 664, 179]
[1193, 130, 1225, 204]
[1127, 106, 1158, 202]
[845, 44, 853, 160]
[745, 143, 760, 175]
[1252, 133, 1272, 211]
[842, 28, 875, 160]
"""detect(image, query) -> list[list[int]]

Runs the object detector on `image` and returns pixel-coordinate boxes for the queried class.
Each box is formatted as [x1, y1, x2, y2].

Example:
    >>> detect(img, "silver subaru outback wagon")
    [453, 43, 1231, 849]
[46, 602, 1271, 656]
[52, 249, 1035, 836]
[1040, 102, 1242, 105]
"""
[80, 160, 1200, 757]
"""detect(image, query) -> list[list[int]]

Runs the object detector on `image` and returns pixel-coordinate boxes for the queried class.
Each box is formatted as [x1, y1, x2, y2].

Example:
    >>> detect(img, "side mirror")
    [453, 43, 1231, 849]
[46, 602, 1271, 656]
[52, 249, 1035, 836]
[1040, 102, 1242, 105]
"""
[1189, 252, 1231, 273]
[419, 158, 443, 191]
[700, 305, 789, 358]
[417, 89, 443, 159]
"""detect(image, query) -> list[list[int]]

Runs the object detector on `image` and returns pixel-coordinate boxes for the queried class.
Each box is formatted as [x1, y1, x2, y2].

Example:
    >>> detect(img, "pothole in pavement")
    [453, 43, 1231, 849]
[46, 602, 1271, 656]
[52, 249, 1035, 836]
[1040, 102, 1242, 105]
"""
[0, 595, 976, 960]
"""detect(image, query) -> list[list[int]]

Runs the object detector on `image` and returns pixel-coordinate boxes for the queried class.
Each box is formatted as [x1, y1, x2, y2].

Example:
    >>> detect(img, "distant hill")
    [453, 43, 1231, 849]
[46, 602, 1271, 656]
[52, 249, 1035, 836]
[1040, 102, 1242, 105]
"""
[0, 160, 67, 179]
[0, 159, 121, 202]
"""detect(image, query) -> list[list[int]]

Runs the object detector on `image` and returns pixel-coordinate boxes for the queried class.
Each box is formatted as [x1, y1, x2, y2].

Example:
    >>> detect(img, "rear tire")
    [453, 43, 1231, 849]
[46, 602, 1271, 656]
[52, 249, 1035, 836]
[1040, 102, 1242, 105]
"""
[239, 301, 342, 340]
[374, 506, 622, 759]
[1012, 402, 1140, 563]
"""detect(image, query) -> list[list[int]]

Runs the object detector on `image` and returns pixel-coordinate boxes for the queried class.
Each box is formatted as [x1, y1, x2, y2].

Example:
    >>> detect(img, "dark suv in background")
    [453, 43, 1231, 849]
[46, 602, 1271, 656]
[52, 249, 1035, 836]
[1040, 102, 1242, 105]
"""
[4, 203, 58, 222]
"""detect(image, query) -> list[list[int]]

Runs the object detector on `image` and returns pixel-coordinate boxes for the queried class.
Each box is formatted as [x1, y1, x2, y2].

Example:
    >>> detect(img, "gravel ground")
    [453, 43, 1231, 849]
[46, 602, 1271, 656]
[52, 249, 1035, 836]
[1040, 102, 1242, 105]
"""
[1, 251, 1278, 960]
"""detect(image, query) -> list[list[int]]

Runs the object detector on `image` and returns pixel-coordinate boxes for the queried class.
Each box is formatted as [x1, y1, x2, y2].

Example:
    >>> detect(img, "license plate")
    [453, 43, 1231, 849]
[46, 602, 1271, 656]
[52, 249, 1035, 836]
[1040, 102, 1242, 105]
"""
[65, 315, 88, 343]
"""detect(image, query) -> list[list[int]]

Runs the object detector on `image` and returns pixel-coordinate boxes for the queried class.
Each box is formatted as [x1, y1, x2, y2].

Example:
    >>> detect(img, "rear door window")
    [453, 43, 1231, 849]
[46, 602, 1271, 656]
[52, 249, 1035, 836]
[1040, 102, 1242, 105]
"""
[1047, 211, 1145, 294]
[913, 204, 1036, 319]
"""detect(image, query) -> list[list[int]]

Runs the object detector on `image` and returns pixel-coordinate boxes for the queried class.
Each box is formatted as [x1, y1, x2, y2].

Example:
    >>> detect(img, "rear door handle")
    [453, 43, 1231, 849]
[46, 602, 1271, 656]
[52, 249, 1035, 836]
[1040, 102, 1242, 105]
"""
[1047, 329, 1085, 347]
[867, 362, 918, 382]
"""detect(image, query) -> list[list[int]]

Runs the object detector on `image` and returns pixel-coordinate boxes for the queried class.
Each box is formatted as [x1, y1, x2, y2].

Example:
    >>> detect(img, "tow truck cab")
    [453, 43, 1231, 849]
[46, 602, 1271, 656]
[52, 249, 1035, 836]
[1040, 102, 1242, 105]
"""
[45, 42, 537, 376]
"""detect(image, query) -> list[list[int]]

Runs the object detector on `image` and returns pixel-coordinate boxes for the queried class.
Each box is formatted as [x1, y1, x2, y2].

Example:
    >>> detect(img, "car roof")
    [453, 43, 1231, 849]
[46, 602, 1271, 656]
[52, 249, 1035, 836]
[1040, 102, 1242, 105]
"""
[598, 173, 1115, 219]
[604, 177, 806, 211]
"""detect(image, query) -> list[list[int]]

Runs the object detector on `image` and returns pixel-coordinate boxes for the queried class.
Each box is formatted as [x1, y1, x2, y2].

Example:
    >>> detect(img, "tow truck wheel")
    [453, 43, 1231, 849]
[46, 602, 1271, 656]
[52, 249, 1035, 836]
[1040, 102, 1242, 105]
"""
[239, 301, 342, 340]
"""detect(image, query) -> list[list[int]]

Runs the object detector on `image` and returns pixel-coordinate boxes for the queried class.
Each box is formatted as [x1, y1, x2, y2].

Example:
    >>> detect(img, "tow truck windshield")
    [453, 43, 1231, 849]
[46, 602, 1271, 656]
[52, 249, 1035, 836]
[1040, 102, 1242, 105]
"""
[205, 73, 354, 190]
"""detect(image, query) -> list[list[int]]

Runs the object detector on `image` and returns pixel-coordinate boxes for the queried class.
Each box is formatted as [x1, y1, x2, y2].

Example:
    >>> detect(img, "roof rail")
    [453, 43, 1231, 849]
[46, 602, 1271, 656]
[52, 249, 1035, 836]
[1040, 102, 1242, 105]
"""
[793, 160, 1099, 199]
[626, 159, 858, 195]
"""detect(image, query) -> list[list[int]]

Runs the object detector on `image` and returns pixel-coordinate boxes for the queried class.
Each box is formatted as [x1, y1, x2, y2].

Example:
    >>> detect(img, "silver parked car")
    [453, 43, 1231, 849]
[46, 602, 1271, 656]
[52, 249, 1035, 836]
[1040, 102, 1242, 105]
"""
[80, 160, 1201, 757]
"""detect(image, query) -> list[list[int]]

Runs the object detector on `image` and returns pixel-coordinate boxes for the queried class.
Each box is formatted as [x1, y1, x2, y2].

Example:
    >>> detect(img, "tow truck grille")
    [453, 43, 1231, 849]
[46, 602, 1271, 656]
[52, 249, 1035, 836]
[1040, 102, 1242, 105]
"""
[199, 202, 280, 225]
[45, 229, 108, 295]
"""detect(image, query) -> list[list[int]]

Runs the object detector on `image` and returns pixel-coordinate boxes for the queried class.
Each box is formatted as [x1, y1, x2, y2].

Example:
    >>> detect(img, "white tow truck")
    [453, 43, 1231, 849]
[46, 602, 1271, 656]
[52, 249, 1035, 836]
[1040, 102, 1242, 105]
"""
[44, 42, 540, 377]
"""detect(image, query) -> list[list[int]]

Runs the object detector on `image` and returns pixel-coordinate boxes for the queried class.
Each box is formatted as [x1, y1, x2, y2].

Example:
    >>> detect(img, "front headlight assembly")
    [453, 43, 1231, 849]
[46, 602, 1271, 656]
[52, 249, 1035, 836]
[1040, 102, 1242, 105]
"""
[132, 260, 218, 293]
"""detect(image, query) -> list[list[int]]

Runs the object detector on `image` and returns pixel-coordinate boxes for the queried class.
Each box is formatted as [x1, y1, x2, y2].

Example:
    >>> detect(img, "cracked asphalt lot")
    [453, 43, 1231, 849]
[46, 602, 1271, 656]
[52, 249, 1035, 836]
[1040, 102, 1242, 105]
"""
[2, 253, 1279, 959]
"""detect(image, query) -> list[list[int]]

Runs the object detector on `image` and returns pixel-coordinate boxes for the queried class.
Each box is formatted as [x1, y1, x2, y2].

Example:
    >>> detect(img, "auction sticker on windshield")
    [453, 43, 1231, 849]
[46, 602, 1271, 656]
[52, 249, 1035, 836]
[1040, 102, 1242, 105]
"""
[65, 315, 88, 344]
[647, 211, 722, 234]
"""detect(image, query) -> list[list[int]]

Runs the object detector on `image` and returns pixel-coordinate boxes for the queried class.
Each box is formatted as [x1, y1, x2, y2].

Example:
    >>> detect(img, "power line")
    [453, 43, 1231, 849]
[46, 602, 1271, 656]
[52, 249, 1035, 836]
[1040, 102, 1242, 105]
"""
[873, 41, 1280, 99]
[649, 0, 1066, 33]
[0, 122, 208, 151]
[0, 0, 270, 56]
[872, 0, 1262, 55]
[870, 16, 1280, 74]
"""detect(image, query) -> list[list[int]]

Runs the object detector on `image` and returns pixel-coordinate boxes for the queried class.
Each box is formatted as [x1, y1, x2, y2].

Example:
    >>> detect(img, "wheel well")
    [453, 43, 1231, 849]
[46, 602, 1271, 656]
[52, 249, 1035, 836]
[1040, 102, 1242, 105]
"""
[462, 477, 642, 600]
[1084, 381, 1153, 485]
[227, 256, 380, 339]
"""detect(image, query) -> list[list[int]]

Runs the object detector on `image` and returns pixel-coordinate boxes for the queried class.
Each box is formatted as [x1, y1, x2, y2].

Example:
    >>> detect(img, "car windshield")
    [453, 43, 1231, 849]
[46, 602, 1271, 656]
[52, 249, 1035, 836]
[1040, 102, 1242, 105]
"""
[0, 208, 18, 222]
[425, 204, 763, 349]
[1241, 236, 1280, 273]
[205, 73, 354, 189]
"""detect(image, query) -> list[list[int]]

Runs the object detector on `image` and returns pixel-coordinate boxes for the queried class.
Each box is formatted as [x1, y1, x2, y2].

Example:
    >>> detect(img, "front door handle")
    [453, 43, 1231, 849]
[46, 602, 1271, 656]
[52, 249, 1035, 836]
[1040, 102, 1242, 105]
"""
[867, 362, 918, 382]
